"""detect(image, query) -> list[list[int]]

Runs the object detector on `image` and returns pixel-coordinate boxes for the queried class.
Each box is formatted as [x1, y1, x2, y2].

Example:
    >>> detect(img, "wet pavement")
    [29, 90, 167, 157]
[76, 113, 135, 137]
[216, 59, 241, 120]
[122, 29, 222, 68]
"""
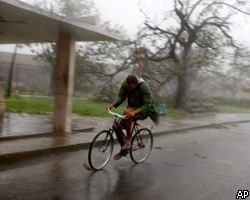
[0, 113, 96, 137]
[1, 122, 250, 200]
[0, 112, 250, 163]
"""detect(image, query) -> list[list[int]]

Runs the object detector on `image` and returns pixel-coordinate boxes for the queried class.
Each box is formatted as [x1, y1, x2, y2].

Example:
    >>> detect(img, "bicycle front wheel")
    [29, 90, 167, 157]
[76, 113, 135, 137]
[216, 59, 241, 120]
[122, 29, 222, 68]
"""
[88, 130, 114, 170]
[130, 128, 153, 163]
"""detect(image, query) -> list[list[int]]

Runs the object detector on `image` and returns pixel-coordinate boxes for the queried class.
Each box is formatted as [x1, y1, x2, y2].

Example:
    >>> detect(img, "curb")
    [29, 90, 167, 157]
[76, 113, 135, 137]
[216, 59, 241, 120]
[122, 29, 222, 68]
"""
[0, 127, 95, 141]
[1, 120, 250, 164]
[0, 142, 90, 163]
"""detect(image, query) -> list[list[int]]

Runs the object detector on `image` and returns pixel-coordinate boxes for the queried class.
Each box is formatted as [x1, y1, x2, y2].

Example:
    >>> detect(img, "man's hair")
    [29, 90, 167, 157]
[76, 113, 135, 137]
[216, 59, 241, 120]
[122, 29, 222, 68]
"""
[126, 75, 138, 85]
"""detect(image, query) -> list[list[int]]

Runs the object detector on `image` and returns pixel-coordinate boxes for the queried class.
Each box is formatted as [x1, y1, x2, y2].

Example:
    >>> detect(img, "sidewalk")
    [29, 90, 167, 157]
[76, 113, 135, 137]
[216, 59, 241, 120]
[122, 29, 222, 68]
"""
[1, 113, 250, 163]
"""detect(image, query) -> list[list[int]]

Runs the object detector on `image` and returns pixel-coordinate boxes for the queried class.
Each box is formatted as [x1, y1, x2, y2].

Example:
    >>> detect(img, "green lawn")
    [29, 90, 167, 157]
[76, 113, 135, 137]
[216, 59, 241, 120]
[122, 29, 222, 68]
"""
[5, 96, 177, 117]
[6, 96, 54, 115]
[5, 96, 126, 117]
[217, 105, 250, 113]
[6, 96, 248, 118]
[72, 98, 126, 117]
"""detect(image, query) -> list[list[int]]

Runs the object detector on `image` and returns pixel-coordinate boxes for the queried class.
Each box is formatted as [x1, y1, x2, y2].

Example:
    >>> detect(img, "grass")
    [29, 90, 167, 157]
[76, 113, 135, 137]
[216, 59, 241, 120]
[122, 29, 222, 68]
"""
[165, 108, 186, 117]
[6, 96, 249, 118]
[5, 96, 182, 118]
[5, 96, 126, 117]
[218, 105, 250, 113]
[6, 96, 54, 115]
[72, 98, 125, 117]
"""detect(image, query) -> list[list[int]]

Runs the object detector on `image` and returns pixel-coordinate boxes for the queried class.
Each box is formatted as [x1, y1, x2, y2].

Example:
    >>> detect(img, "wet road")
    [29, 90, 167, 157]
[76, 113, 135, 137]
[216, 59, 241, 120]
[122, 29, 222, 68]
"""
[1, 123, 250, 200]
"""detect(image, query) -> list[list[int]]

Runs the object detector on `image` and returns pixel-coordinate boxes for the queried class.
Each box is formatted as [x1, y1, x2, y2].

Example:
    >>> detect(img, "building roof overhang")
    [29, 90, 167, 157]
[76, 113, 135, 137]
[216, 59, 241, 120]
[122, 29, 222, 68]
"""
[0, 0, 121, 44]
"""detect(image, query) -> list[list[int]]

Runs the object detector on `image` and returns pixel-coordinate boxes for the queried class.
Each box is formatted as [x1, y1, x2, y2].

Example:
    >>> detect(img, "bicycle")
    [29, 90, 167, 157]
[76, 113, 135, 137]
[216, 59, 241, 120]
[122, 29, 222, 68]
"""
[87, 108, 153, 171]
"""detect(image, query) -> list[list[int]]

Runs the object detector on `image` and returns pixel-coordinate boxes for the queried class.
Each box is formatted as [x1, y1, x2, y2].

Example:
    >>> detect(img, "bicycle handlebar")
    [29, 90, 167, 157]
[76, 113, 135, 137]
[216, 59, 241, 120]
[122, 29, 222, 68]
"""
[106, 108, 126, 119]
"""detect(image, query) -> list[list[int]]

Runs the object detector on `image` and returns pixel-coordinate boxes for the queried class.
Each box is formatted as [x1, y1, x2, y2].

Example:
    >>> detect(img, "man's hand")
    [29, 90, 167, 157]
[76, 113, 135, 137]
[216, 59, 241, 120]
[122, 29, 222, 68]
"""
[125, 109, 141, 119]
[107, 102, 115, 111]
[125, 111, 134, 119]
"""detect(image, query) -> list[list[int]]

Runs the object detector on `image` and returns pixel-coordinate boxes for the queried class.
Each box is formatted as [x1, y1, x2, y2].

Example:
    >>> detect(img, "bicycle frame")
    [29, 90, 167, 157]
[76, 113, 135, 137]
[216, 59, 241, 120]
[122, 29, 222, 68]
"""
[88, 109, 153, 170]
[108, 111, 142, 142]
[107, 108, 141, 134]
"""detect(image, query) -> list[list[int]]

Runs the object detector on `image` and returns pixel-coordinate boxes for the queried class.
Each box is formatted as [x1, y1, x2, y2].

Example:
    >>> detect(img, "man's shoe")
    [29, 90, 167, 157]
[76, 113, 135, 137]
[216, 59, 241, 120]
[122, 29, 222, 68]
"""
[113, 150, 128, 160]
[113, 152, 123, 160]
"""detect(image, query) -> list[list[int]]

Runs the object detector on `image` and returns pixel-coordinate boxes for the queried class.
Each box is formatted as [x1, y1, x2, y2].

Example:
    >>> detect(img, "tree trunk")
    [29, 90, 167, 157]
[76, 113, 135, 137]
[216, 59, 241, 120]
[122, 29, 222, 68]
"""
[174, 74, 187, 109]
[7, 45, 18, 97]
[174, 43, 191, 109]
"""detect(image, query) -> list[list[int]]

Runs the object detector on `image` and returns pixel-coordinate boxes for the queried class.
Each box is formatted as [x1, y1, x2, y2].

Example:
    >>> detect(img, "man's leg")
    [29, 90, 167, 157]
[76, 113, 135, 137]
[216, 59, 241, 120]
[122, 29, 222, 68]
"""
[122, 109, 134, 150]
[122, 108, 148, 150]
[113, 120, 128, 160]
[113, 122, 125, 147]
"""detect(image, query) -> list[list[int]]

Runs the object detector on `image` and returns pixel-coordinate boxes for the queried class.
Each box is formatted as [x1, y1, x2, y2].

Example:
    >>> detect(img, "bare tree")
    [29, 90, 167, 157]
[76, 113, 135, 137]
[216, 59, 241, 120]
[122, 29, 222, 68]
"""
[138, 0, 250, 109]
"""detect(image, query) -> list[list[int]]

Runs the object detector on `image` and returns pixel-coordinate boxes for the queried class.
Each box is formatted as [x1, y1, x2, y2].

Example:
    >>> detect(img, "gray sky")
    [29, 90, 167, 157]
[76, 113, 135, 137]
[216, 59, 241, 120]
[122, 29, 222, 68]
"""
[0, 0, 250, 54]
[94, 0, 170, 36]
[94, 0, 250, 46]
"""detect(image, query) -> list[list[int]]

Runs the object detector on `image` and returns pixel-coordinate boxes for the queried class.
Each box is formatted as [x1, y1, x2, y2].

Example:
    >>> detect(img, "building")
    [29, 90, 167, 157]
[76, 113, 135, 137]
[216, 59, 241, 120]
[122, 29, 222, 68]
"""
[0, 51, 50, 95]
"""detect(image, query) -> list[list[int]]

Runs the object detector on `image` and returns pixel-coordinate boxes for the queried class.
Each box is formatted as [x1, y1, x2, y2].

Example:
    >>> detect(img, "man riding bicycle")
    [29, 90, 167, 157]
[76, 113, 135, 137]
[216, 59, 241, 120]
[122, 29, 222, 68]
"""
[107, 75, 159, 160]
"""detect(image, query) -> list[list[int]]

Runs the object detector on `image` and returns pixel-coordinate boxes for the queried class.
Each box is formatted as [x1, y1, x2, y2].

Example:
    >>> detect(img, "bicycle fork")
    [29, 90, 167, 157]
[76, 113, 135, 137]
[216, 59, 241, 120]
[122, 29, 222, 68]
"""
[99, 130, 113, 153]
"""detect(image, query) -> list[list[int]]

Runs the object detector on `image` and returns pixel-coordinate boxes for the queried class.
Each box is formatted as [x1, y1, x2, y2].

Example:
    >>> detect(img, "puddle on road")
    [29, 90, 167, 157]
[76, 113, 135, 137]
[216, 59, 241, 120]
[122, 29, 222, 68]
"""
[0, 113, 53, 137]
[0, 113, 99, 137]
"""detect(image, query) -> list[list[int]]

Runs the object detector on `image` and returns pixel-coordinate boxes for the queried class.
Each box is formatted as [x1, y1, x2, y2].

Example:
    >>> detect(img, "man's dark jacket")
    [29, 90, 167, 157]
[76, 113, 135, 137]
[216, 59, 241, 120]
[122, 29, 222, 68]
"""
[113, 79, 159, 124]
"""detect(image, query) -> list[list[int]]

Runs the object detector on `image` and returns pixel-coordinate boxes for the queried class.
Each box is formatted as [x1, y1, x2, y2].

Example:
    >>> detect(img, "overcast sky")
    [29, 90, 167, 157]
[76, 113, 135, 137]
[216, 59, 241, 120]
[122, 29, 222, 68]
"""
[94, 0, 170, 36]
[0, 0, 249, 54]
[94, 0, 250, 45]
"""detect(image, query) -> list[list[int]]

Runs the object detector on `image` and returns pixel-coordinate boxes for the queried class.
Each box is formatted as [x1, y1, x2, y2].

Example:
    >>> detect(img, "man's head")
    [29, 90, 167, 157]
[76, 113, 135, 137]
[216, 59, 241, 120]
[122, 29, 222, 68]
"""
[126, 75, 138, 90]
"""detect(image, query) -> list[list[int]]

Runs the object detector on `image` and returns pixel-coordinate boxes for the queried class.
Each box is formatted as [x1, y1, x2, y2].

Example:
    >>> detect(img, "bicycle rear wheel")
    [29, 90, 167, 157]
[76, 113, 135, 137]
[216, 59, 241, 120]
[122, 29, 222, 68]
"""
[130, 128, 153, 163]
[88, 130, 114, 170]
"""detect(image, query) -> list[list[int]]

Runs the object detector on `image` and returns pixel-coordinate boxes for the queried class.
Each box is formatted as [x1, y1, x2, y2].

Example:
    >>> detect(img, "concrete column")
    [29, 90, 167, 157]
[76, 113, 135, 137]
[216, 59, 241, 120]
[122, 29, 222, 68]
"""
[53, 32, 75, 134]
